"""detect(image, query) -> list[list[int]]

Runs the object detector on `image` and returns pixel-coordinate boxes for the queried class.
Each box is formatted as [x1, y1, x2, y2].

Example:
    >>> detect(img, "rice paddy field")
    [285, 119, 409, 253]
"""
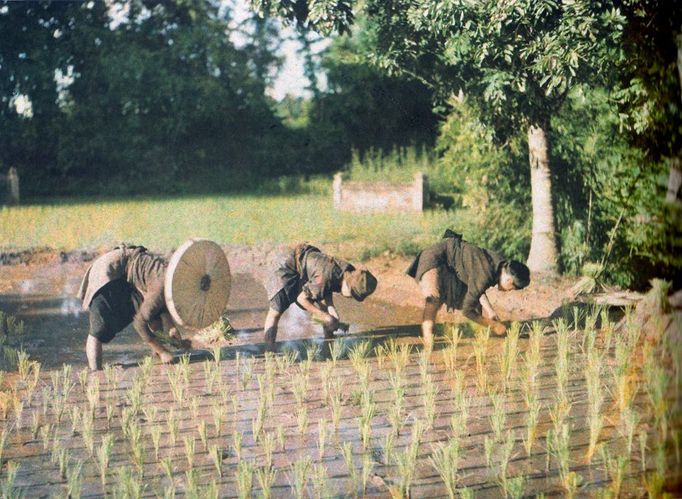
[0, 305, 680, 498]
[0, 194, 453, 256]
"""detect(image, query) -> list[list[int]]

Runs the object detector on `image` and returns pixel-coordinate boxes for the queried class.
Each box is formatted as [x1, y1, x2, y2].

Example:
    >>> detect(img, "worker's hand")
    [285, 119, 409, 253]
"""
[492, 322, 507, 336]
[158, 351, 175, 364]
[323, 315, 339, 332]
[168, 327, 182, 340]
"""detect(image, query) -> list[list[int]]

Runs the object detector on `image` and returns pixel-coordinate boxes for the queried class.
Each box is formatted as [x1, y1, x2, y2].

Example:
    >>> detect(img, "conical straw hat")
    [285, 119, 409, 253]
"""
[164, 239, 231, 328]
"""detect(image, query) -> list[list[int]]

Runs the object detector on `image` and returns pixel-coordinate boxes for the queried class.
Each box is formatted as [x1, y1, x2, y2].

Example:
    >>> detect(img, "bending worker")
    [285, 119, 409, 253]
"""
[407, 230, 530, 346]
[263, 243, 377, 346]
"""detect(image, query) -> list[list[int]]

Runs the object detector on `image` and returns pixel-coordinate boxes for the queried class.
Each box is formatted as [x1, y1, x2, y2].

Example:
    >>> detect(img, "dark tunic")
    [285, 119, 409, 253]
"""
[78, 246, 167, 343]
[406, 236, 505, 318]
[265, 244, 354, 309]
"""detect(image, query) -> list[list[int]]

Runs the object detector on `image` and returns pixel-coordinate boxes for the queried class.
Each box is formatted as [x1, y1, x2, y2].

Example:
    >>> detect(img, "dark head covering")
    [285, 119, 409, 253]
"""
[346, 269, 377, 301]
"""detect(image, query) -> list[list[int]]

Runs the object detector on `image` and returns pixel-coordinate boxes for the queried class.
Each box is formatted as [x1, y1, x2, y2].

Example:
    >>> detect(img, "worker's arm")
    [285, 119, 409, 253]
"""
[132, 286, 174, 362]
[479, 293, 499, 321]
[322, 294, 349, 334]
[296, 291, 338, 329]
[463, 292, 506, 336]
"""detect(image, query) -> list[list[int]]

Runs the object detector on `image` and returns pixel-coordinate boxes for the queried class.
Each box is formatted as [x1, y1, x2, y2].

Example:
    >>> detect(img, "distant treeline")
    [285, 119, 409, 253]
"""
[0, 1, 437, 197]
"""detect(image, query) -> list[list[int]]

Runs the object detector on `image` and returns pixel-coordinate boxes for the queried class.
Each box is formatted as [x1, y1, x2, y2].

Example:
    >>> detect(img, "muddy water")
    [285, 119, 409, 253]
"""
[0, 265, 423, 369]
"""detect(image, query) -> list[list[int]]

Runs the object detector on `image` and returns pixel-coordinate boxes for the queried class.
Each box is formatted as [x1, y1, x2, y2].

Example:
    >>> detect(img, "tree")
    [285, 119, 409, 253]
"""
[252, 0, 626, 274]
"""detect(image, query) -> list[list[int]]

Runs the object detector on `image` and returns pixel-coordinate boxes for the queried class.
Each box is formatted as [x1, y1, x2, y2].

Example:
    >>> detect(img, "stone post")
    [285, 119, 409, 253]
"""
[333, 172, 344, 209]
[7, 167, 19, 205]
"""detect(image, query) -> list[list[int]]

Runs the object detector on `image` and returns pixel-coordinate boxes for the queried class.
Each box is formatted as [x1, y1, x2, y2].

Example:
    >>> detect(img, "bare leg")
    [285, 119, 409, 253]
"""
[264, 308, 282, 346]
[86, 335, 103, 371]
[421, 297, 442, 351]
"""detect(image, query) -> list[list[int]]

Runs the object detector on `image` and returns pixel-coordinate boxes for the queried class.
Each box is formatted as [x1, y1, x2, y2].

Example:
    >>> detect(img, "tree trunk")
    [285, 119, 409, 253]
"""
[526, 123, 559, 275]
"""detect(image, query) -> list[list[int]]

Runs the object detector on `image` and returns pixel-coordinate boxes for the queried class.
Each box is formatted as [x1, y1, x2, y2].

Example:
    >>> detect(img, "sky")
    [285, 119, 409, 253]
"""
[227, 0, 330, 101]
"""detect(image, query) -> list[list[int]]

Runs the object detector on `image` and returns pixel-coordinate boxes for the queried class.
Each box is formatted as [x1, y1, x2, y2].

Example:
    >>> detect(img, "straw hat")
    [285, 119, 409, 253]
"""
[164, 239, 231, 328]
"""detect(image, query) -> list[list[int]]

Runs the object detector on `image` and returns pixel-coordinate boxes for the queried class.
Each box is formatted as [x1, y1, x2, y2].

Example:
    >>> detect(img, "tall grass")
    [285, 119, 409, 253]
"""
[0, 193, 453, 254]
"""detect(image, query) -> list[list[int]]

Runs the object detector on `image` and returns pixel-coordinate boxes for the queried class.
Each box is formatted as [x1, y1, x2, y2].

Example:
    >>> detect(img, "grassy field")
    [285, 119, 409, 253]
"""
[0, 194, 457, 256]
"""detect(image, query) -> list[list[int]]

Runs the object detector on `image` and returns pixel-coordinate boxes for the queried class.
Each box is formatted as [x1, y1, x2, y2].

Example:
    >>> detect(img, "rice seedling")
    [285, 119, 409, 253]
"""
[619, 406, 640, 456]
[232, 429, 243, 460]
[126, 378, 144, 415]
[277, 424, 286, 451]
[394, 422, 423, 498]
[81, 409, 95, 456]
[489, 390, 507, 442]
[505, 476, 526, 499]
[600, 446, 627, 498]
[29, 411, 41, 440]
[211, 400, 224, 437]
[473, 326, 490, 392]
[17, 350, 31, 382]
[1, 461, 19, 498]
[39, 423, 52, 451]
[305, 342, 320, 368]
[484, 435, 495, 469]
[341, 441, 360, 496]
[97, 433, 114, 488]
[142, 405, 158, 425]
[185, 469, 199, 499]
[209, 444, 222, 477]
[231, 395, 240, 428]
[261, 432, 275, 469]
[87, 377, 100, 416]
[288, 456, 312, 499]
[104, 363, 118, 388]
[184, 435, 196, 470]
[128, 422, 145, 474]
[12, 399, 23, 429]
[388, 373, 405, 435]
[498, 431, 516, 493]
[318, 417, 327, 459]
[256, 465, 277, 499]
[386, 339, 411, 376]
[189, 395, 200, 420]
[359, 397, 376, 451]
[76, 366, 89, 394]
[198, 419, 208, 451]
[644, 470, 665, 498]
[418, 349, 430, 385]
[57, 447, 70, 480]
[291, 371, 309, 407]
[654, 438, 667, 476]
[114, 466, 145, 499]
[449, 371, 470, 441]
[429, 438, 460, 499]
[239, 355, 256, 391]
[499, 322, 520, 393]
[383, 432, 396, 465]
[312, 464, 330, 499]
[361, 452, 375, 494]
[151, 425, 162, 460]
[203, 361, 218, 394]
[673, 428, 681, 466]
[422, 376, 439, 430]
[140, 355, 154, 382]
[160, 456, 174, 482]
[297, 405, 309, 436]
[553, 318, 571, 403]
[547, 423, 578, 496]
[121, 406, 135, 438]
[644, 346, 671, 440]
[106, 402, 115, 429]
[166, 408, 178, 447]
[237, 460, 254, 499]
[0, 428, 9, 465]
[526, 322, 544, 391]
[67, 459, 84, 499]
[167, 365, 187, 405]
[41, 386, 51, 417]
[329, 378, 343, 431]
[585, 343, 604, 463]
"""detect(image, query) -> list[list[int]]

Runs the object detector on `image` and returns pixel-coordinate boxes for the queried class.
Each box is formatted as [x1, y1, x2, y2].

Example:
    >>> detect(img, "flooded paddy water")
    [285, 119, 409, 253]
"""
[0, 255, 679, 497]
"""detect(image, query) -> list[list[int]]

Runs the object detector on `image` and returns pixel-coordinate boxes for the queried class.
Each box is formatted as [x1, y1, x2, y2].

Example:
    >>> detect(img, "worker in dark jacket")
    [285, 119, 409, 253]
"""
[407, 230, 530, 347]
[263, 243, 377, 346]
[78, 245, 180, 370]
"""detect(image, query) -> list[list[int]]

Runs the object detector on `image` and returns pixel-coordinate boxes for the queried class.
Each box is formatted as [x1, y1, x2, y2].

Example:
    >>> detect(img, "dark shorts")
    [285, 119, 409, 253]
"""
[88, 279, 136, 343]
[269, 285, 304, 314]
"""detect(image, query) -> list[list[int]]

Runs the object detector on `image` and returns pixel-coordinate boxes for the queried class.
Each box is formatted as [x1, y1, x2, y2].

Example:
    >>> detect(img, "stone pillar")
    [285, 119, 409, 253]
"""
[333, 172, 344, 209]
[7, 167, 19, 205]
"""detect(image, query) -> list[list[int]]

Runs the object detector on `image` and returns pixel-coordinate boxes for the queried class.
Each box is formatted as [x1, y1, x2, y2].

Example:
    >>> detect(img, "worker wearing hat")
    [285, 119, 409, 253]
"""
[407, 230, 530, 348]
[78, 240, 231, 370]
[263, 243, 377, 346]
[78, 244, 179, 370]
